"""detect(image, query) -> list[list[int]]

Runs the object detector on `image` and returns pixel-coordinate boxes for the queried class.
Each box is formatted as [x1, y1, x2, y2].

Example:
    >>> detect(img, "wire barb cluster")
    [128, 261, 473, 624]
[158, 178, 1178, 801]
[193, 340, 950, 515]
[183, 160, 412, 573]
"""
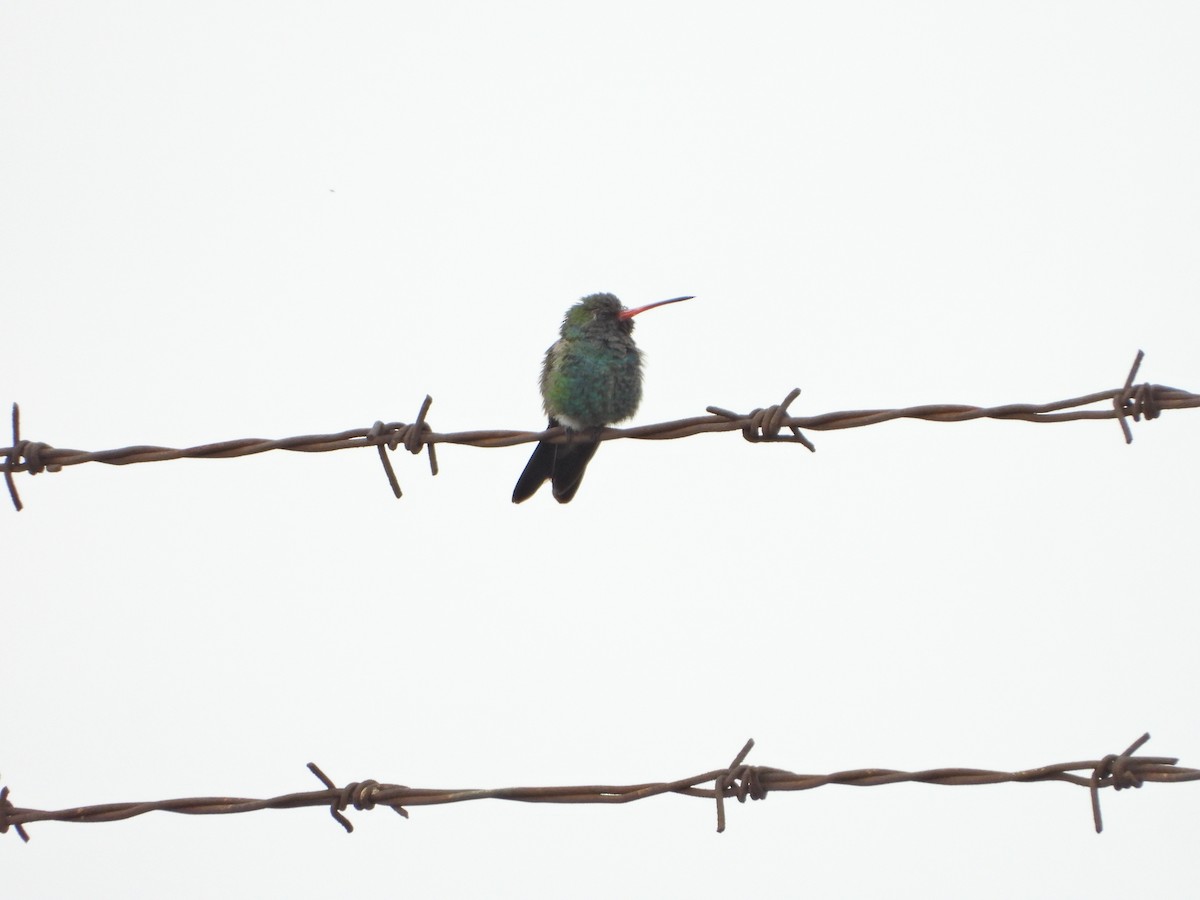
[3, 404, 61, 512]
[3, 351, 1197, 510]
[2, 733, 1196, 843]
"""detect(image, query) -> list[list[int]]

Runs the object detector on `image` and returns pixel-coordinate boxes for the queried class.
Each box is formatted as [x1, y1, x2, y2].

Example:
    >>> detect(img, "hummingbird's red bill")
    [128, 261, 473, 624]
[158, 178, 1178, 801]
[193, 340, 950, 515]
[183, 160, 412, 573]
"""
[618, 295, 694, 321]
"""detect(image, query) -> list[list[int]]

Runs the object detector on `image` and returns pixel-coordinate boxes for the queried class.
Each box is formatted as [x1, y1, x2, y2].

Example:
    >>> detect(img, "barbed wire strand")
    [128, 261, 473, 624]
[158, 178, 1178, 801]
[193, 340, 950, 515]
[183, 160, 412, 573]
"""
[4, 351, 1197, 511]
[2, 733, 1195, 844]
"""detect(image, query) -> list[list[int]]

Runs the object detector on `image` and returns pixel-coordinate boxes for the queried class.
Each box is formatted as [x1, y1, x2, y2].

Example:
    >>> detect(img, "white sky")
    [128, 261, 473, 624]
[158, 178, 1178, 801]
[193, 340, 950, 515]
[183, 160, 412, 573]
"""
[3, 2, 1199, 897]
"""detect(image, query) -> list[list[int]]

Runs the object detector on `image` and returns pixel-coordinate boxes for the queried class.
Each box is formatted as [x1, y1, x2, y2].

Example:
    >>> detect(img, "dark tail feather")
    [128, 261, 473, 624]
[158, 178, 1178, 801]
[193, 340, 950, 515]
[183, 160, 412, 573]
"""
[511, 419, 601, 504]
[549, 439, 600, 503]
[512, 438, 558, 503]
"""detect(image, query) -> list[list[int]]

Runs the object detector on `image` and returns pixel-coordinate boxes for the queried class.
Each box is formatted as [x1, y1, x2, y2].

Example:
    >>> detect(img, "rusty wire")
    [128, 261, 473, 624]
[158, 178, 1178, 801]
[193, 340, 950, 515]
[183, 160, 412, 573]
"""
[3, 351, 1196, 511]
[2, 734, 1195, 844]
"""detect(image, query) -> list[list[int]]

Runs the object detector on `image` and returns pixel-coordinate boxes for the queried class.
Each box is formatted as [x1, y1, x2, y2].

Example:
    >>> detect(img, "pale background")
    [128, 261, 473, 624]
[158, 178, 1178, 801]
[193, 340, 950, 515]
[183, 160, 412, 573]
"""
[2, 2, 1198, 897]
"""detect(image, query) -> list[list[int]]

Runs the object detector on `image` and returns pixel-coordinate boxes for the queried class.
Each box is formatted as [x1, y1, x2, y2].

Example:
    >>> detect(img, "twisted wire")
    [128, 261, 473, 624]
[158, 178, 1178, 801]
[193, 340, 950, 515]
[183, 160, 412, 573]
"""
[4, 733, 1196, 843]
[4, 352, 1198, 510]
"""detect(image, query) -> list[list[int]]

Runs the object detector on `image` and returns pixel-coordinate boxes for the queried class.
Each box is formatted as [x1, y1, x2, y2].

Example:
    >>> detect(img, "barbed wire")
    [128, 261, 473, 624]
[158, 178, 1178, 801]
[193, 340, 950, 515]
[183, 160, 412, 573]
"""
[4, 351, 1196, 511]
[2, 733, 1195, 844]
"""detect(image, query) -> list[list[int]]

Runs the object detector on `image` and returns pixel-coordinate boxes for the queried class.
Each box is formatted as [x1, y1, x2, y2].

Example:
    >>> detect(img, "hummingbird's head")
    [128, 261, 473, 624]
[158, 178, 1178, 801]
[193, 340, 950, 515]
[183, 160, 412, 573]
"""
[561, 293, 693, 338]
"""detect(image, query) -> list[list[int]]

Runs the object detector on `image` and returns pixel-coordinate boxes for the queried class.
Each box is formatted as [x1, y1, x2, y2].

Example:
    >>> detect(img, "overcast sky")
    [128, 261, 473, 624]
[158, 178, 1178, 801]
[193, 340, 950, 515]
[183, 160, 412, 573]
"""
[3, 3, 1199, 898]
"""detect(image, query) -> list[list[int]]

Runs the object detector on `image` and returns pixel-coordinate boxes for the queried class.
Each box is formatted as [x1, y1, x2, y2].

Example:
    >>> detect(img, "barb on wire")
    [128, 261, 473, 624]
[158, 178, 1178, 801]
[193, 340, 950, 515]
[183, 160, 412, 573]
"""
[4, 403, 62, 512]
[367, 394, 437, 499]
[4, 351, 1197, 510]
[3, 733, 1197, 842]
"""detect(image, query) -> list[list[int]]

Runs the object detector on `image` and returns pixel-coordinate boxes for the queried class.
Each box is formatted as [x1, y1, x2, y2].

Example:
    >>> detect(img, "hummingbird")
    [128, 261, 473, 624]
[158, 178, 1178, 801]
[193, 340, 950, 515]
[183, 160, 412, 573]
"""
[512, 292, 692, 504]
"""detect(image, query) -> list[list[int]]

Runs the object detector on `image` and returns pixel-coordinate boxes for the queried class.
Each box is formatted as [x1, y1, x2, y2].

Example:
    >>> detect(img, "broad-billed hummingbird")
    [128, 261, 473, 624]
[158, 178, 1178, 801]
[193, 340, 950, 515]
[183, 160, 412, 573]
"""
[512, 292, 692, 504]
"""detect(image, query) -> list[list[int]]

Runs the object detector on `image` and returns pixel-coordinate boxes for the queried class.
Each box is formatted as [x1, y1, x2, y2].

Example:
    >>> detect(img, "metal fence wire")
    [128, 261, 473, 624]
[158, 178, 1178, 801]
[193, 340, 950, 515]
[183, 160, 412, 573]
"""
[4, 351, 1196, 511]
[3, 351, 1199, 845]
[3, 734, 1197, 843]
